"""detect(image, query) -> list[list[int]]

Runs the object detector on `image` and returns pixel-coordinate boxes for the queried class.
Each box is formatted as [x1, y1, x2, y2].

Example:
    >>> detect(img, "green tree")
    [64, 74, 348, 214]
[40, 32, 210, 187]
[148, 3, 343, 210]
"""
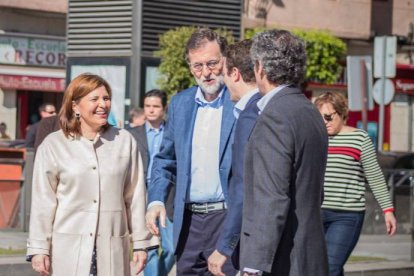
[154, 26, 235, 98]
[245, 28, 347, 84]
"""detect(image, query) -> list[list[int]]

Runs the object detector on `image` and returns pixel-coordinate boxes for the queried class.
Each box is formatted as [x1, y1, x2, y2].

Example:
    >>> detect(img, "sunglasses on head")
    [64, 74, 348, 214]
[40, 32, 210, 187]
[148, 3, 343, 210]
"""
[323, 112, 337, 122]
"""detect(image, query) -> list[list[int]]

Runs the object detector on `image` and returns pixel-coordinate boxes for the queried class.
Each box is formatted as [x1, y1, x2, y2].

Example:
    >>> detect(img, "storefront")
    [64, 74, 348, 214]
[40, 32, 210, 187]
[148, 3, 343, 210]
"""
[389, 64, 414, 152]
[0, 33, 66, 139]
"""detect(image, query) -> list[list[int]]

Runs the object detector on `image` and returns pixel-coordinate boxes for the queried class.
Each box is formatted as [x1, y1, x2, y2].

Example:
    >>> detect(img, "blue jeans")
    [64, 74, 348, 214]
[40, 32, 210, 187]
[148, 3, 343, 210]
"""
[144, 218, 175, 276]
[322, 209, 365, 276]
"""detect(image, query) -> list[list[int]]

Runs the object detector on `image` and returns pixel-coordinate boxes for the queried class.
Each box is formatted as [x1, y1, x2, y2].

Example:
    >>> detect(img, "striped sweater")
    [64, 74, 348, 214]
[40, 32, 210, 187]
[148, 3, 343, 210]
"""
[322, 129, 394, 212]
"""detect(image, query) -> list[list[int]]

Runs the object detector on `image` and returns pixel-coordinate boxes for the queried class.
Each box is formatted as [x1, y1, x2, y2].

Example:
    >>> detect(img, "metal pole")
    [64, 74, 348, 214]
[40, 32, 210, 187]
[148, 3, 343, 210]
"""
[378, 37, 387, 152]
[409, 96, 413, 151]
[360, 60, 368, 131]
[130, 0, 143, 107]
[411, 175, 414, 261]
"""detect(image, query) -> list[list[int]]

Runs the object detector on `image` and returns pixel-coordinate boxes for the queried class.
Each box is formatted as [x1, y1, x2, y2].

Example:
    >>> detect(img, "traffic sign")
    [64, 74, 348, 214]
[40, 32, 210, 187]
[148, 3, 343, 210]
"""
[374, 36, 397, 78]
[372, 79, 395, 105]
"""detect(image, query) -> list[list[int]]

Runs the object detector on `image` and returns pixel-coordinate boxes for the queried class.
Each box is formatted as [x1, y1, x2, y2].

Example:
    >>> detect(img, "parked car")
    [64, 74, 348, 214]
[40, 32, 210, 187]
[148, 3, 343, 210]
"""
[378, 152, 414, 187]
[378, 151, 413, 233]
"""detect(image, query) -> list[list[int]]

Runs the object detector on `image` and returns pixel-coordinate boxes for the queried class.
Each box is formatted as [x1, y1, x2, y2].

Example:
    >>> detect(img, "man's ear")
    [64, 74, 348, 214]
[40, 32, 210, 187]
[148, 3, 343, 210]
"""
[256, 60, 265, 80]
[232, 67, 241, 82]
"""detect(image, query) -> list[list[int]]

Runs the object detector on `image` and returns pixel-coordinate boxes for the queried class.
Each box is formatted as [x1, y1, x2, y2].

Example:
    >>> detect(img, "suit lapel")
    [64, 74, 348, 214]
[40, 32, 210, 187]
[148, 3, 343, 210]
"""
[178, 87, 199, 173]
[245, 93, 262, 141]
[219, 88, 236, 161]
[137, 125, 149, 154]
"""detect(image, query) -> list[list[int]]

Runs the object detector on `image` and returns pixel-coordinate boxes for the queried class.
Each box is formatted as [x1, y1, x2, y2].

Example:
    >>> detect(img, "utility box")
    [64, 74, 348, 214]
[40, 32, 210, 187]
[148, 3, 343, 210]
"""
[0, 148, 26, 229]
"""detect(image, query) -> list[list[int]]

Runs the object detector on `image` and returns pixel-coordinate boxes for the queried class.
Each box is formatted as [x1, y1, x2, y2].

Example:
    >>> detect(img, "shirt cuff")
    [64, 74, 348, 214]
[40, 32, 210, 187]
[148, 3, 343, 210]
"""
[244, 268, 263, 275]
[147, 201, 165, 210]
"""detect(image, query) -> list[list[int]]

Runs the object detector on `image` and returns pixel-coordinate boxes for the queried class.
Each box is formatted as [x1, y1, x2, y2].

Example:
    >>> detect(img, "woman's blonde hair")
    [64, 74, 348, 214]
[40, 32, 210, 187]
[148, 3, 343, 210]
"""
[314, 92, 349, 121]
[59, 73, 112, 137]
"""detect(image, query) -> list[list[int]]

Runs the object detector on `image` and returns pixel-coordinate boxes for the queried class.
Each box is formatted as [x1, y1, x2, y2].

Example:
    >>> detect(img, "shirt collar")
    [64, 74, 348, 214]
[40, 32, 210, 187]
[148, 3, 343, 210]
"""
[234, 88, 259, 112]
[145, 121, 164, 133]
[194, 86, 225, 108]
[257, 84, 290, 112]
[233, 88, 259, 119]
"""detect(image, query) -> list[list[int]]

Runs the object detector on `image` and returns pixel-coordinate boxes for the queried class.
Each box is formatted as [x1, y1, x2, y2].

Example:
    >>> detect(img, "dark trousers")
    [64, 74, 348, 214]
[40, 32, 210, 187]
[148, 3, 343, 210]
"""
[322, 209, 365, 276]
[176, 209, 238, 276]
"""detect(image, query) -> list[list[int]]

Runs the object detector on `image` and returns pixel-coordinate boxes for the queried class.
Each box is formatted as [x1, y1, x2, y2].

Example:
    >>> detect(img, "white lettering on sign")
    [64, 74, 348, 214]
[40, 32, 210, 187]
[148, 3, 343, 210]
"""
[0, 74, 66, 92]
[0, 35, 66, 68]
[396, 80, 414, 92]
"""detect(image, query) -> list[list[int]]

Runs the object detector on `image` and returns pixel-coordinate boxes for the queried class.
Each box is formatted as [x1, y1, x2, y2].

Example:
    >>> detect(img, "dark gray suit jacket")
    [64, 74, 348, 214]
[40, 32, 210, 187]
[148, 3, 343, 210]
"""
[240, 86, 329, 275]
[128, 125, 175, 220]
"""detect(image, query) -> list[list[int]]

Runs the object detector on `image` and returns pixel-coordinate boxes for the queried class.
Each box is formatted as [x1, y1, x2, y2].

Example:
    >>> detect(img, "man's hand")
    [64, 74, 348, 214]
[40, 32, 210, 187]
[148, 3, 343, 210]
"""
[32, 254, 50, 276]
[146, 205, 166, 236]
[384, 212, 397, 236]
[207, 250, 227, 276]
[132, 250, 147, 275]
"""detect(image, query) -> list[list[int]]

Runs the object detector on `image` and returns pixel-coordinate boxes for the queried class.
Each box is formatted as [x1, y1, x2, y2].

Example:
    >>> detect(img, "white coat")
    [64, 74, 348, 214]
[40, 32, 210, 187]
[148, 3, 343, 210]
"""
[27, 127, 158, 276]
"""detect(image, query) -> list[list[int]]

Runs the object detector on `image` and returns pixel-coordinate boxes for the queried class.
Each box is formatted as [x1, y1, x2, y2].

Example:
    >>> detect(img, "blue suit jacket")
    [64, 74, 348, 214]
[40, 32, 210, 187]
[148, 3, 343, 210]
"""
[148, 86, 236, 250]
[216, 93, 261, 262]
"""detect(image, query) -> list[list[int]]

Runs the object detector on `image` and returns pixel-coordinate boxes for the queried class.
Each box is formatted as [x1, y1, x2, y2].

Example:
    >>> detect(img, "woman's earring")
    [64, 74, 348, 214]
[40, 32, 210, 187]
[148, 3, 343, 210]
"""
[75, 112, 80, 119]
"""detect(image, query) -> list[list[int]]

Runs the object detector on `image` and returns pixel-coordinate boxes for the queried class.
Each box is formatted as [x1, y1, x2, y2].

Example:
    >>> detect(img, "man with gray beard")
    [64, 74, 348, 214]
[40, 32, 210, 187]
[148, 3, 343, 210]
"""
[146, 28, 237, 275]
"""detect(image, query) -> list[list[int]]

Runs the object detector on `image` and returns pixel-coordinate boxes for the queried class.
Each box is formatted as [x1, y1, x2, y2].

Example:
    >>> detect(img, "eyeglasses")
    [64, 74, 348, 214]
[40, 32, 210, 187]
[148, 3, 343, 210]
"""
[189, 57, 222, 72]
[323, 112, 337, 122]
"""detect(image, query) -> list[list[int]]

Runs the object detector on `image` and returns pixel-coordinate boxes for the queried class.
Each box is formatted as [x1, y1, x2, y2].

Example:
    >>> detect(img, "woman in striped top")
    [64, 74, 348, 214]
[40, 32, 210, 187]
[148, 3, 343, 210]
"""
[314, 92, 397, 276]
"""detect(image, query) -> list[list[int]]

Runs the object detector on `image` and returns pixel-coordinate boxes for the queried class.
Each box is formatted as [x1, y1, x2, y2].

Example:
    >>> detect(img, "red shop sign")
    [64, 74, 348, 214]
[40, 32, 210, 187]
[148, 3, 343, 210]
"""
[0, 74, 65, 92]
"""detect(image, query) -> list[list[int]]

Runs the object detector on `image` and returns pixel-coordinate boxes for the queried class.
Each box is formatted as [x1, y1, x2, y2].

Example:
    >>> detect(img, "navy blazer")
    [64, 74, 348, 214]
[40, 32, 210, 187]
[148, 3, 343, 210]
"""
[216, 93, 261, 263]
[148, 86, 236, 250]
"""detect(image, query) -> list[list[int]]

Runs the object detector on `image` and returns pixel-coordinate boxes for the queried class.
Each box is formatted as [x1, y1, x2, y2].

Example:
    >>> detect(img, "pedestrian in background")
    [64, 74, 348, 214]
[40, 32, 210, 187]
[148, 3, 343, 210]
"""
[34, 115, 60, 151]
[25, 102, 57, 148]
[127, 107, 146, 129]
[0, 122, 11, 140]
[128, 89, 175, 276]
[314, 91, 397, 276]
[27, 73, 157, 276]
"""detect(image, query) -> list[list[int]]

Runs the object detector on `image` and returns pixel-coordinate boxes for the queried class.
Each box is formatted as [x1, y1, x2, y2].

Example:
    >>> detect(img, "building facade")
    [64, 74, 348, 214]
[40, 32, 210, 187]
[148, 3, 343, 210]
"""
[0, 0, 67, 139]
[243, 0, 414, 151]
[3, 0, 413, 149]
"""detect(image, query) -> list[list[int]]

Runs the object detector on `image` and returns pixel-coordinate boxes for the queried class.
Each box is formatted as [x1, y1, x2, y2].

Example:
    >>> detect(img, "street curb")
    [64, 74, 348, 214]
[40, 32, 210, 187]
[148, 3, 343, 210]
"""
[0, 263, 37, 276]
[345, 261, 414, 276]
[0, 258, 412, 276]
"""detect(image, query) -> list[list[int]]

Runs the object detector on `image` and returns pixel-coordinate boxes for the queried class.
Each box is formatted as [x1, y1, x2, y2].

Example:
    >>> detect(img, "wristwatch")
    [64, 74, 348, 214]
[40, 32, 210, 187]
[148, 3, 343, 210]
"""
[133, 245, 159, 253]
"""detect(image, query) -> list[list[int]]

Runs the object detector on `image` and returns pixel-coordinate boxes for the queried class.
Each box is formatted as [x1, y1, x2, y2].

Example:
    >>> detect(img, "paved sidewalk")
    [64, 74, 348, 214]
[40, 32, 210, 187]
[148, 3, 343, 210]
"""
[350, 234, 411, 261]
[0, 230, 176, 275]
[0, 231, 27, 250]
[346, 234, 413, 276]
[0, 231, 412, 275]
